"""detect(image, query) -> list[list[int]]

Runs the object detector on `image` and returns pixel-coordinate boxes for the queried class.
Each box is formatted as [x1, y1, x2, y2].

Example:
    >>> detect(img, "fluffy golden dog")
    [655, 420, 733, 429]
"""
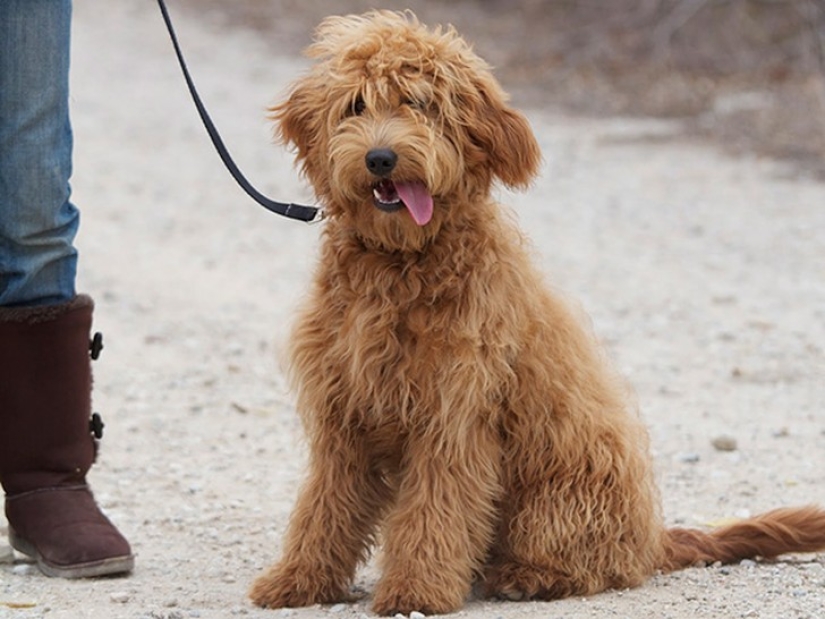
[250, 11, 825, 615]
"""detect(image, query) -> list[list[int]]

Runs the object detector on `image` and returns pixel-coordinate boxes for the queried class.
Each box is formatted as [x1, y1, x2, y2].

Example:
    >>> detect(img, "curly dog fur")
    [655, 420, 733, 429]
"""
[249, 11, 825, 615]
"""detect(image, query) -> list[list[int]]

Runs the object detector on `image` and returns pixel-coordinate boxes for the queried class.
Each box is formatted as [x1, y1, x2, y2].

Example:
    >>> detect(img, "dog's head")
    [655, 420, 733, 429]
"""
[271, 10, 541, 250]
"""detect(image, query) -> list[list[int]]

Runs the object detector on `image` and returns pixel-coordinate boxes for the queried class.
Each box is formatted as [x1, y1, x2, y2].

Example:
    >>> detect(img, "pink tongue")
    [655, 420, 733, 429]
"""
[395, 181, 433, 226]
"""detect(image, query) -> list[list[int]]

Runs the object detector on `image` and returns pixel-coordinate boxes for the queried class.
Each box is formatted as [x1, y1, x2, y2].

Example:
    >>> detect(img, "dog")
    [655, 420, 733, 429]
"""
[249, 10, 825, 615]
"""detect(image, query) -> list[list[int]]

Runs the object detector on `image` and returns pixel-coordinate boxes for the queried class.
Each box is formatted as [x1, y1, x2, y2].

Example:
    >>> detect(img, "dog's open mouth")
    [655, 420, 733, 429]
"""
[372, 179, 433, 226]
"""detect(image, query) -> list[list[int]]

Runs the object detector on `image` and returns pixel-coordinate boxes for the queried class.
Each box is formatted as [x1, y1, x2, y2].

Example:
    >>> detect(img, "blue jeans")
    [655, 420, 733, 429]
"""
[0, 0, 78, 307]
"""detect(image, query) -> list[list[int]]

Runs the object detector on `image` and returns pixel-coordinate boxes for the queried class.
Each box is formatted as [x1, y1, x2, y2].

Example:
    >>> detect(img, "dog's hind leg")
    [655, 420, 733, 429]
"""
[483, 479, 658, 601]
[482, 416, 664, 601]
[371, 418, 502, 616]
[250, 425, 393, 609]
[481, 299, 666, 601]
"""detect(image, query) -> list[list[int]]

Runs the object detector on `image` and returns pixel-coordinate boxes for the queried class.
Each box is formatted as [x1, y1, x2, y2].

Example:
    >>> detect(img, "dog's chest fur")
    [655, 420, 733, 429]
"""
[293, 223, 522, 449]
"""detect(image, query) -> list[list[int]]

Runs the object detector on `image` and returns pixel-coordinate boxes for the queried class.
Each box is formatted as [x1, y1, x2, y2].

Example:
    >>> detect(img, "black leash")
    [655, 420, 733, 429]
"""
[156, 0, 322, 223]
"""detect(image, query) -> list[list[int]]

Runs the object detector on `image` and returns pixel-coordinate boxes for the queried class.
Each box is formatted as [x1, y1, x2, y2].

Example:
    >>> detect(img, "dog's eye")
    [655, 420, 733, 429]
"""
[403, 98, 427, 111]
[349, 96, 366, 117]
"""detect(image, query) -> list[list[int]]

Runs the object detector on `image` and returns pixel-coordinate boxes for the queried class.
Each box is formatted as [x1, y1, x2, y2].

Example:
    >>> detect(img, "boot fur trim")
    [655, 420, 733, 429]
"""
[0, 294, 94, 325]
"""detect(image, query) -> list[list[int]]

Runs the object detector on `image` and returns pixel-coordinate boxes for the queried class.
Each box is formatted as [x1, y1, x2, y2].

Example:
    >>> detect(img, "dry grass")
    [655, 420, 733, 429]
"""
[180, 0, 825, 175]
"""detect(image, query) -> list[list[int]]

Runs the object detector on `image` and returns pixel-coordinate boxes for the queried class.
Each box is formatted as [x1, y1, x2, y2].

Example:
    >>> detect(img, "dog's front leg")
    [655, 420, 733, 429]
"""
[372, 418, 501, 616]
[250, 425, 392, 609]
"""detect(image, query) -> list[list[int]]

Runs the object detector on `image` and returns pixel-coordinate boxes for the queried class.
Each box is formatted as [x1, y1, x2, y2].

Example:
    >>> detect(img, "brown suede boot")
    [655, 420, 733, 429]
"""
[0, 294, 133, 578]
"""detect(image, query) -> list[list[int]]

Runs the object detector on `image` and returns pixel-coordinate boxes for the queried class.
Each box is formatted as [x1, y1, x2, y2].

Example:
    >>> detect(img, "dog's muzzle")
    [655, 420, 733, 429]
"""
[365, 149, 434, 226]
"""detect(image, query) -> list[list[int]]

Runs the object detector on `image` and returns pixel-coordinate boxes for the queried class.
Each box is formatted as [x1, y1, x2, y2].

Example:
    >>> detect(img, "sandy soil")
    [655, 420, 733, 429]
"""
[1, 2, 824, 618]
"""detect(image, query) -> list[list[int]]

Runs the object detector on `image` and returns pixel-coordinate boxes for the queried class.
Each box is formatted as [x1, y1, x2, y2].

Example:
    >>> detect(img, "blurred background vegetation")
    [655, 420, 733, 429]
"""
[182, 0, 825, 175]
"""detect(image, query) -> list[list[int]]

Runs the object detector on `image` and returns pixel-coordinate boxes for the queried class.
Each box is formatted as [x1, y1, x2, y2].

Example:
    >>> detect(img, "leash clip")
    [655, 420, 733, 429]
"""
[308, 208, 327, 224]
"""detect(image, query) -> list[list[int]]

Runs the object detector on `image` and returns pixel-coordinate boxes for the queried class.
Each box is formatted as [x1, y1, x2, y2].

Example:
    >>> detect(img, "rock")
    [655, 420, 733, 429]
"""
[110, 591, 131, 603]
[410, 613, 426, 619]
[711, 435, 738, 452]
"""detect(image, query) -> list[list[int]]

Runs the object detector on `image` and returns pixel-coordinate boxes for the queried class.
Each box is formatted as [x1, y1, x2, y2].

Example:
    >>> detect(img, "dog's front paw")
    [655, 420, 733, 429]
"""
[249, 562, 349, 609]
[372, 575, 465, 616]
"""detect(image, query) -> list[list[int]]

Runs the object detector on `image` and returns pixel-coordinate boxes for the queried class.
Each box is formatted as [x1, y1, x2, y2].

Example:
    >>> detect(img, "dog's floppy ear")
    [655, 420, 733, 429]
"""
[269, 75, 325, 164]
[270, 15, 352, 163]
[461, 78, 541, 189]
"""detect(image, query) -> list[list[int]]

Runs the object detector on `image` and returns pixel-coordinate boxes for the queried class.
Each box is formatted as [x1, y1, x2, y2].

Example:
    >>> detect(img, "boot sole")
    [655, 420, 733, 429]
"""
[9, 527, 134, 579]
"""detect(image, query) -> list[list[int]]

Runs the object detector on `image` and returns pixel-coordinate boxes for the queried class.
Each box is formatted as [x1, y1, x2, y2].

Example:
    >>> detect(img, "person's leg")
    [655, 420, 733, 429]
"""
[0, 0, 78, 307]
[0, 1, 133, 578]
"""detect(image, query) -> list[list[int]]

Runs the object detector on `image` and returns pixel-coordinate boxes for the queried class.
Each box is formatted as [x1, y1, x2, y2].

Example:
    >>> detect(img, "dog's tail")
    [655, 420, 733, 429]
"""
[661, 505, 825, 571]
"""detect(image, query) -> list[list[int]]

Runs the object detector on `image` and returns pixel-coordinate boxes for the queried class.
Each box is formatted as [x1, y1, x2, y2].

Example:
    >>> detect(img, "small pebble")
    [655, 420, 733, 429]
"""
[711, 435, 737, 452]
[410, 612, 426, 619]
[678, 452, 700, 464]
[329, 603, 347, 613]
[110, 591, 131, 603]
[740, 559, 757, 568]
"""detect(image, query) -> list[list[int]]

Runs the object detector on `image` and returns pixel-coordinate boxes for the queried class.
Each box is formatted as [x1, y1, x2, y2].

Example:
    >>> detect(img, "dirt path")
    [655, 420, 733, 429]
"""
[1, 2, 823, 618]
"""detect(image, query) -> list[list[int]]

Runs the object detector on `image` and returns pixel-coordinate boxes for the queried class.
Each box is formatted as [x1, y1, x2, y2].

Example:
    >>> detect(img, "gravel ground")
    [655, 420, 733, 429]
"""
[1, 2, 824, 618]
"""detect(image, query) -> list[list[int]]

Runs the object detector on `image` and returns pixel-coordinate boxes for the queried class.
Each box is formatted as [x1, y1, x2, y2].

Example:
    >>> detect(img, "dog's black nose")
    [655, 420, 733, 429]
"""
[365, 148, 398, 177]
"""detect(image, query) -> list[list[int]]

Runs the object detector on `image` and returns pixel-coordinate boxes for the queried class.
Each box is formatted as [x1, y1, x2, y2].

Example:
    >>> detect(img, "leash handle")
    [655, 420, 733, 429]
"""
[156, 0, 322, 223]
